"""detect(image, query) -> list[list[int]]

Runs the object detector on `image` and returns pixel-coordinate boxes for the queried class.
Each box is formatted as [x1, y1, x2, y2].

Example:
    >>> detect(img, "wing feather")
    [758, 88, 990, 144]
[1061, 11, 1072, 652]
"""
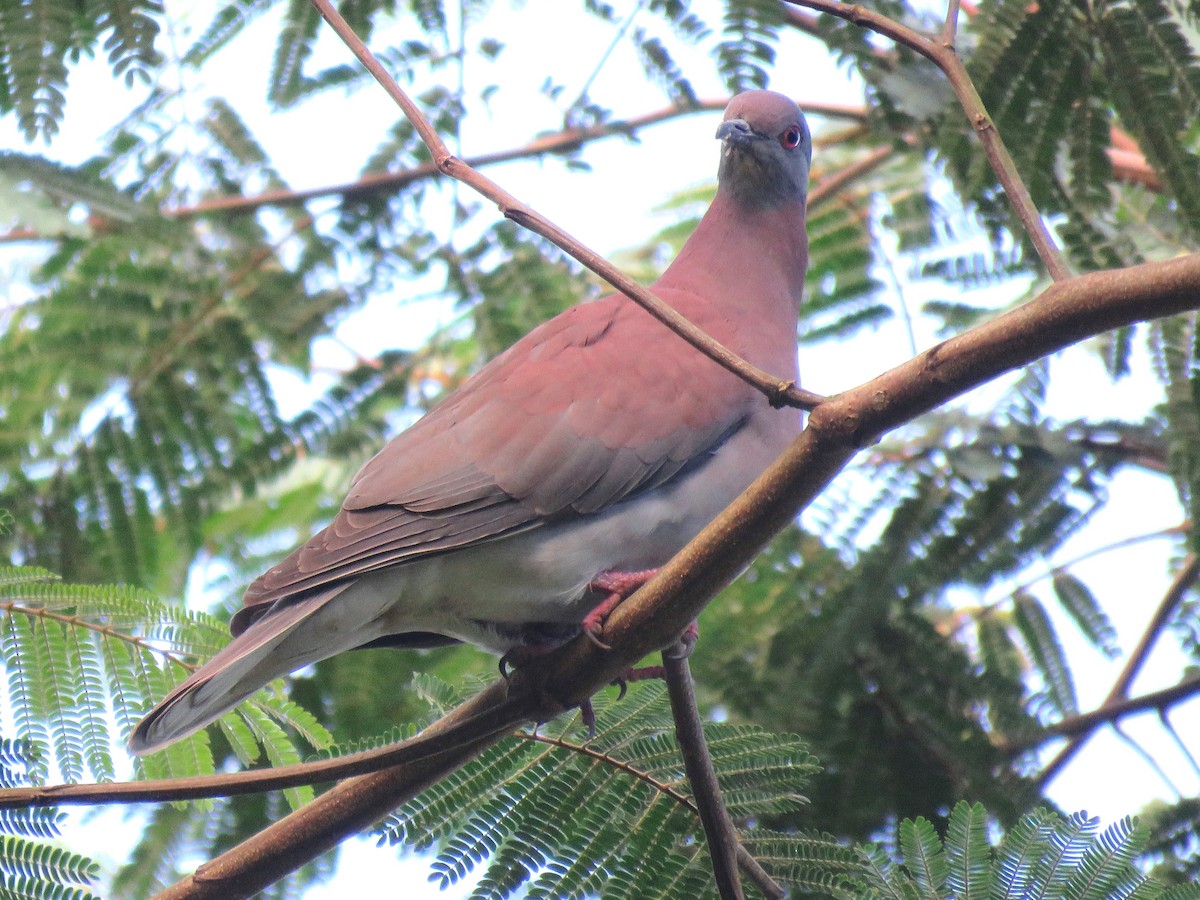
[234, 289, 756, 636]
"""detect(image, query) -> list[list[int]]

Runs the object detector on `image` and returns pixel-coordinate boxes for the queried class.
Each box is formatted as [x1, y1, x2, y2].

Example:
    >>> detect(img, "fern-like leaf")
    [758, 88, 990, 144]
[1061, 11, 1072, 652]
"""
[945, 801, 992, 899]
[376, 680, 838, 897]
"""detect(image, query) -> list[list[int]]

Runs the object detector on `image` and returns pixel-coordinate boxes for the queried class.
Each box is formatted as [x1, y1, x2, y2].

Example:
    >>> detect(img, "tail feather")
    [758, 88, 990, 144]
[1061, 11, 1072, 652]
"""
[128, 584, 353, 755]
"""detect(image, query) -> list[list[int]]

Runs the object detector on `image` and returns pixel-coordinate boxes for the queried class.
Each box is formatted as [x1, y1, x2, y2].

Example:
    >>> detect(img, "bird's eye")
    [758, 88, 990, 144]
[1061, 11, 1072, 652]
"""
[780, 126, 803, 150]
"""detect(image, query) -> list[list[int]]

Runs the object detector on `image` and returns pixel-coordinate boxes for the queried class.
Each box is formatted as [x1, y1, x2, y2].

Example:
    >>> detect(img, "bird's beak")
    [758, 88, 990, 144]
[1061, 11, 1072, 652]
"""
[716, 118, 761, 151]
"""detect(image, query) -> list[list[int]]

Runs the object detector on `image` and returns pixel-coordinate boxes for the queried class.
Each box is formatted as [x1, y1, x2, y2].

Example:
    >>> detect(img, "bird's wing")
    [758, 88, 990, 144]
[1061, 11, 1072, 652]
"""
[233, 289, 754, 634]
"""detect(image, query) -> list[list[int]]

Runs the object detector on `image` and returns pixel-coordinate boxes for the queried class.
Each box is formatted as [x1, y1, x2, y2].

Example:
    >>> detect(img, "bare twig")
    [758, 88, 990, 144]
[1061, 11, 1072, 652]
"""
[305, 1, 823, 410]
[0, 682, 541, 810]
[781, 0, 1071, 281]
[783, 5, 824, 38]
[664, 642, 752, 900]
[1007, 676, 1200, 747]
[1029, 554, 1200, 785]
[941, 0, 962, 46]
[807, 144, 895, 206]
[1161, 709, 1200, 781]
[162, 99, 865, 220]
[1112, 723, 1182, 796]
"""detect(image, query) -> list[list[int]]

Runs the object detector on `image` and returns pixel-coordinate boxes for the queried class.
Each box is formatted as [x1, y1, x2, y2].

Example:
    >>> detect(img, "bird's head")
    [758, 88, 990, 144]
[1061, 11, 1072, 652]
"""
[716, 90, 811, 209]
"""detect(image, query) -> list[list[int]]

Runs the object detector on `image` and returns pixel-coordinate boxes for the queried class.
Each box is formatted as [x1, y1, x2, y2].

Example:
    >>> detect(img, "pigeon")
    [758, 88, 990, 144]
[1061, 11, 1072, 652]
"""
[129, 89, 812, 754]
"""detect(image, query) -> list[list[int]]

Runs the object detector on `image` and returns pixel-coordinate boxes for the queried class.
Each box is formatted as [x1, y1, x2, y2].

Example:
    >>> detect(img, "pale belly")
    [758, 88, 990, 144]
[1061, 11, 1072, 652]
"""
[354, 404, 800, 653]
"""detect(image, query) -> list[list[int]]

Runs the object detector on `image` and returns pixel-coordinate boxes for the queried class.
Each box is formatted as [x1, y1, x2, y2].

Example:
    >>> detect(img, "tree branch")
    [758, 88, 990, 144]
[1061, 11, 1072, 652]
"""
[163, 99, 866, 220]
[665, 642, 757, 900]
[781, 0, 1071, 281]
[807, 144, 896, 206]
[941, 0, 962, 46]
[1010, 676, 1200, 749]
[147, 246, 1200, 896]
[1105, 554, 1200, 705]
[0, 682, 538, 810]
[1027, 554, 1200, 785]
[306, 0, 823, 411]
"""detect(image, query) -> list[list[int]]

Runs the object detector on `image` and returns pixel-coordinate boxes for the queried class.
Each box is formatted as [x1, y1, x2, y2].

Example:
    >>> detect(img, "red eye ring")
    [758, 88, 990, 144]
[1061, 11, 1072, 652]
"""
[780, 126, 803, 150]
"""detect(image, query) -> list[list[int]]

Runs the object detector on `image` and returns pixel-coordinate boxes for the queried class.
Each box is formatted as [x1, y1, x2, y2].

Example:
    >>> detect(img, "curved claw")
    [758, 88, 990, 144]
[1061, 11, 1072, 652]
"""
[581, 568, 659, 651]
[613, 677, 628, 701]
[584, 625, 613, 651]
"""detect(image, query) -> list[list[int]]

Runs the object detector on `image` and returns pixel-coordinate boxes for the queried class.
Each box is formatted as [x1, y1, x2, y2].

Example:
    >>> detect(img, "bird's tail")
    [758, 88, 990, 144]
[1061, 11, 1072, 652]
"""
[128, 584, 354, 755]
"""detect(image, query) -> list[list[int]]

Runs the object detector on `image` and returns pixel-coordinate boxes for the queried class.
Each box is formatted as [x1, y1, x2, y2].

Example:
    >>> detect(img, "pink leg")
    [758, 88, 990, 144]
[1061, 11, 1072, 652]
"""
[609, 620, 702, 700]
[582, 568, 660, 650]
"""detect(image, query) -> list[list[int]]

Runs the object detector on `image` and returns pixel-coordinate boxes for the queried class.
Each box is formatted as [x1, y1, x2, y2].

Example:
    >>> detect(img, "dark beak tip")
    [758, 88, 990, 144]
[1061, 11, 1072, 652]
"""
[715, 118, 754, 143]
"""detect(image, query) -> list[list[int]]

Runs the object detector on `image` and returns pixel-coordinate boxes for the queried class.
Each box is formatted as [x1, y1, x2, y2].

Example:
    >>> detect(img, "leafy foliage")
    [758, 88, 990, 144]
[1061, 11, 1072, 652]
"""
[0, 566, 332, 791]
[0, 738, 101, 900]
[847, 801, 1200, 899]
[379, 679, 853, 899]
[0, 0, 161, 141]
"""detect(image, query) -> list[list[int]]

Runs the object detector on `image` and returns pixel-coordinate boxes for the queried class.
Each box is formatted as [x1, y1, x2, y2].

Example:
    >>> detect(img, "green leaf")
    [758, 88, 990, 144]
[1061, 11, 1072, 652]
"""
[900, 816, 950, 896]
[379, 681, 828, 897]
[1013, 590, 1078, 719]
[1051, 571, 1119, 658]
[945, 801, 992, 899]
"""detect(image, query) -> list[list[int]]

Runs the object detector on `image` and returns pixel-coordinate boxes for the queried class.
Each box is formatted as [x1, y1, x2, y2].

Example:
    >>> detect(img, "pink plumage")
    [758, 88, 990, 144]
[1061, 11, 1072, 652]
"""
[130, 90, 812, 754]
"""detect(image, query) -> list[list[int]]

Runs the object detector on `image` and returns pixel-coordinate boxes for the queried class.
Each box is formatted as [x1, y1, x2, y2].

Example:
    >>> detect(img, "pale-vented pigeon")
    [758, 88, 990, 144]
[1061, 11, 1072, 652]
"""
[129, 90, 812, 754]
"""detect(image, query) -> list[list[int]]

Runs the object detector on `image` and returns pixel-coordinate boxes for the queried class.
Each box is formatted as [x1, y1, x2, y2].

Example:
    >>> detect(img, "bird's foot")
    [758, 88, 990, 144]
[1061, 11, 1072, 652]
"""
[582, 568, 660, 649]
[498, 642, 558, 679]
[667, 619, 700, 658]
[609, 619, 700, 699]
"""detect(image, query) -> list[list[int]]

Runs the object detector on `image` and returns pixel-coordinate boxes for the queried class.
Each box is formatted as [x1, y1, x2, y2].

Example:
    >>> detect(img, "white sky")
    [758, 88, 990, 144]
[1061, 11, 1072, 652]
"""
[2, 0, 1197, 895]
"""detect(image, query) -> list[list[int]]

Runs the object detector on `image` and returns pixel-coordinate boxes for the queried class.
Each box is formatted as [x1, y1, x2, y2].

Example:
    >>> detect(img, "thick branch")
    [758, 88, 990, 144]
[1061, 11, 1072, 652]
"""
[152, 248, 1200, 897]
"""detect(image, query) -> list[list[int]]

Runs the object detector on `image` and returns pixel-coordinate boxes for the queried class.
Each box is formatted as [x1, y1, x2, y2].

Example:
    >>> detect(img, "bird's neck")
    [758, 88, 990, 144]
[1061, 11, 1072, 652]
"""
[655, 190, 809, 314]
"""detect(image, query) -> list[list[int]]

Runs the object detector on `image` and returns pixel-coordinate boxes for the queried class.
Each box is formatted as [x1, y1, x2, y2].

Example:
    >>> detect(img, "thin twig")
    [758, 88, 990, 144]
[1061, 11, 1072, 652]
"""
[1001, 676, 1200, 754]
[526, 729, 781, 898]
[568, 0, 648, 115]
[807, 144, 895, 206]
[781, 0, 1071, 281]
[1029, 554, 1200, 785]
[949, 524, 1186, 637]
[1112, 723, 1182, 797]
[307, 0, 824, 410]
[664, 642, 749, 900]
[0, 682, 539, 810]
[941, 0, 962, 46]
[162, 99, 865, 220]
[1160, 708, 1200, 781]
